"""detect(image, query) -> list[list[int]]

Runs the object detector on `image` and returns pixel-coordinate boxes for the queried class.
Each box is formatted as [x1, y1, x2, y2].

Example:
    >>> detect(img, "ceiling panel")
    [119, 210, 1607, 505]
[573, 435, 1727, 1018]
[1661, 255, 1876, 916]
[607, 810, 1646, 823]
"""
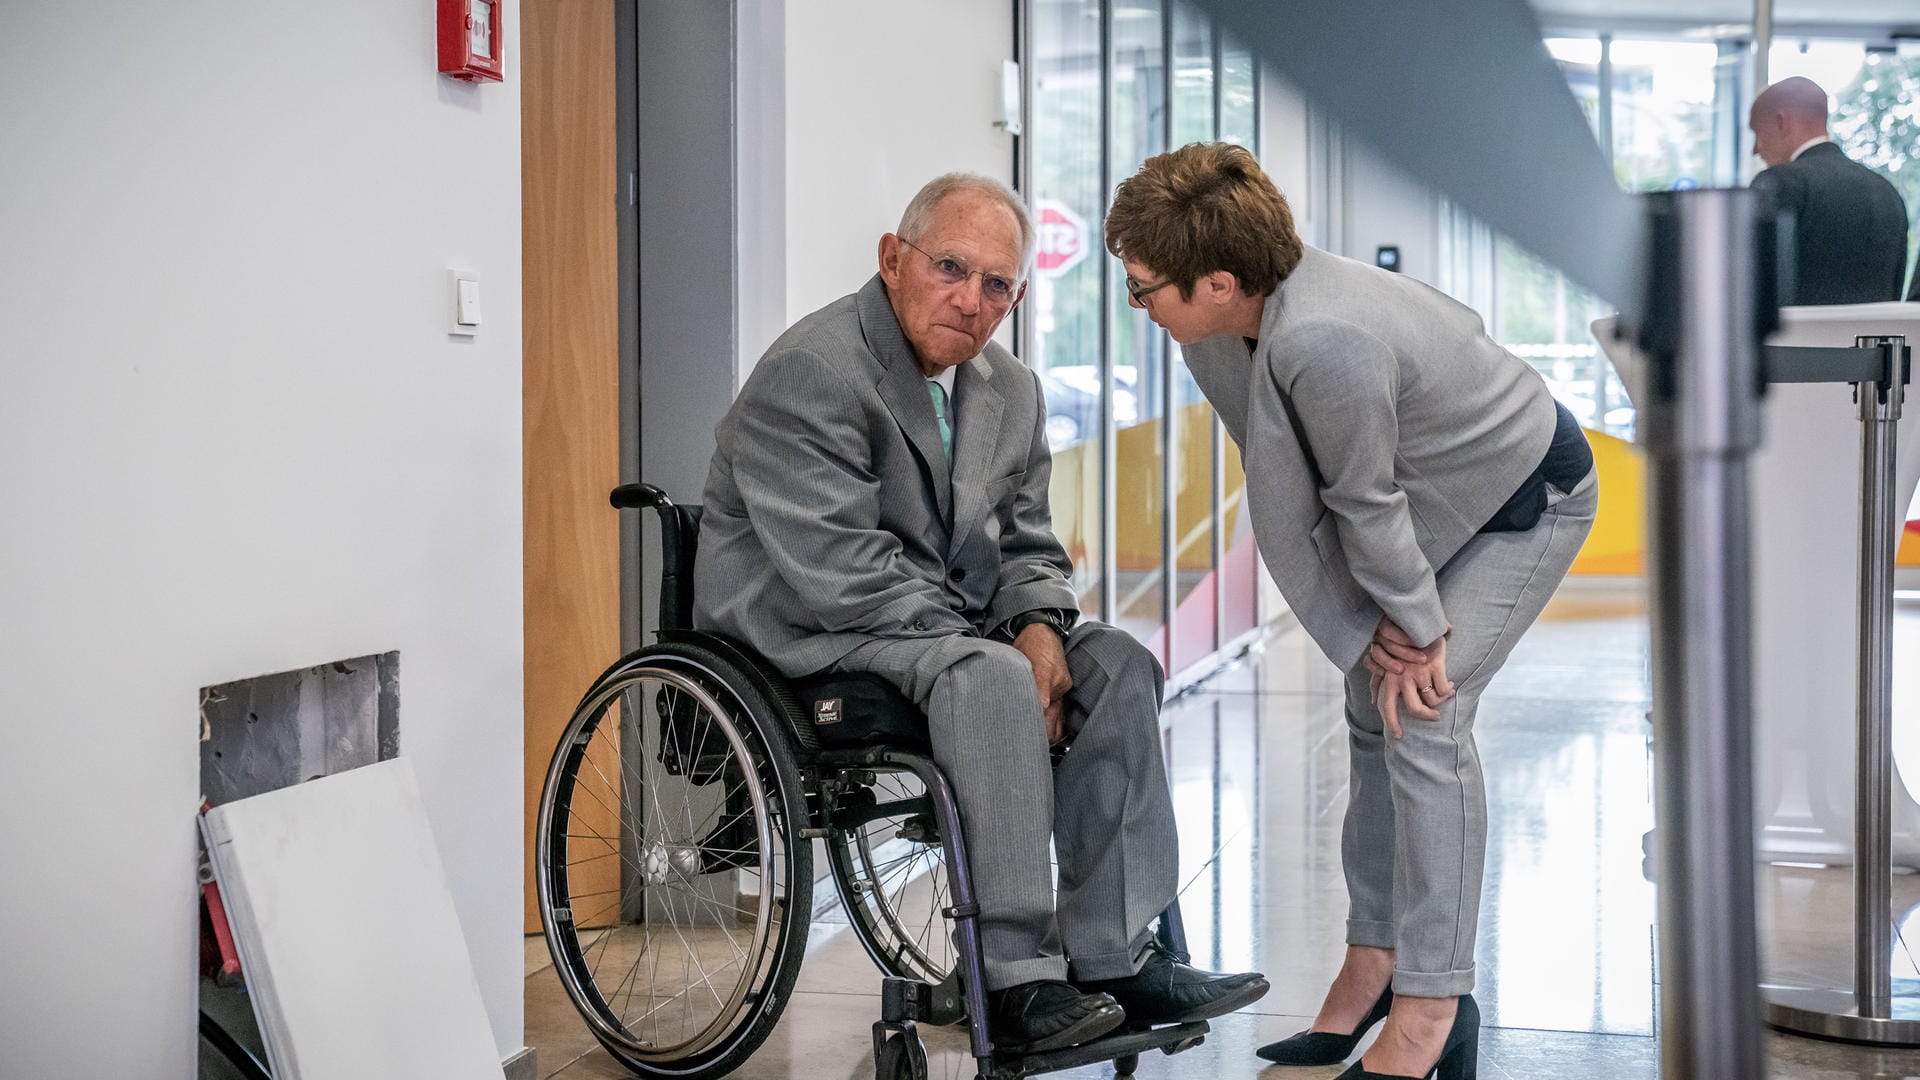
[1529, 0, 1919, 33]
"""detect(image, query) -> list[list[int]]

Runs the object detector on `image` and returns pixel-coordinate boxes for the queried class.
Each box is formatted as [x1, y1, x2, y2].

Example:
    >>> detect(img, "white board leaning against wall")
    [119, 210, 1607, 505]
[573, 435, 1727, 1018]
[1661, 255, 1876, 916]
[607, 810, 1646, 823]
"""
[202, 759, 504, 1080]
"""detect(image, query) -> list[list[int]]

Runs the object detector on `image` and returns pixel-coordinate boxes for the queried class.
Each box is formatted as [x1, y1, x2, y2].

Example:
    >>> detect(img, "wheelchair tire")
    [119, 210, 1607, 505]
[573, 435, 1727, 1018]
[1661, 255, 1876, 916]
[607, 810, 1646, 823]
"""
[823, 766, 958, 986]
[537, 642, 812, 1079]
[871, 1014, 929, 1076]
[874, 1025, 928, 1080]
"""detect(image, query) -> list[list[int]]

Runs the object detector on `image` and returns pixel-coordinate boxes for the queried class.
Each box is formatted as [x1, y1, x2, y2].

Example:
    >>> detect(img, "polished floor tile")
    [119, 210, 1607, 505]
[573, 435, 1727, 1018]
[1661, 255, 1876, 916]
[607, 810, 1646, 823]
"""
[525, 589, 1920, 1078]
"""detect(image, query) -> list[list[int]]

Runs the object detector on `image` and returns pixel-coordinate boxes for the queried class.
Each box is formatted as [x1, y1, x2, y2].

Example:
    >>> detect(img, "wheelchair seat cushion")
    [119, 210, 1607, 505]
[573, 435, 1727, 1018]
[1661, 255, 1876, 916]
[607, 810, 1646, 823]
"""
[791, 670, 929, 750]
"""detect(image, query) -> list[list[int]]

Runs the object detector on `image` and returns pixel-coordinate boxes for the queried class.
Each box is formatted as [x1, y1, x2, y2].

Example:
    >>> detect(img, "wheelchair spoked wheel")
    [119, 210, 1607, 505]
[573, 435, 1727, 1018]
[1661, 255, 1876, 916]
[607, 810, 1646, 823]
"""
[824, 767, 957, 985]
[537, 643, 812, 1079]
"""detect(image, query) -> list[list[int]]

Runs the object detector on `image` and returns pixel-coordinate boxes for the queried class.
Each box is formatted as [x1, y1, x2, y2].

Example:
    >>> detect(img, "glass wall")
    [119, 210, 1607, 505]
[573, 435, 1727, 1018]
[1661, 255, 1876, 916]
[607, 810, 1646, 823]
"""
[1029, 0, 1106, 612]
[1495, 34, 1739, 442]
[1610, 39, 1725, 191]
[1217, 38, 1260, 645]
[1109, 1, 1169, 662]
[1499, 28, 1920, 567]
[1025, 0, 1261, 679]
[1499, 31, 1920, 445]
[1168, 4, 1214, 673]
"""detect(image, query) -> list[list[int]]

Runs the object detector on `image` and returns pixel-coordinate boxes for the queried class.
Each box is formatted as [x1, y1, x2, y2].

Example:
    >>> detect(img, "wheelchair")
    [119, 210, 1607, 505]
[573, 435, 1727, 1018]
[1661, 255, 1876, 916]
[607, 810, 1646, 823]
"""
[535, 482, 1212, 1080]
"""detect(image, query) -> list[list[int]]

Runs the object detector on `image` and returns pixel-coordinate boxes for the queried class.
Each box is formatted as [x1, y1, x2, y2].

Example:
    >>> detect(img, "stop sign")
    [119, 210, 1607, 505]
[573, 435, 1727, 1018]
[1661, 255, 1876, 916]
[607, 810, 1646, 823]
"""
[1034, 199, 1089, 277]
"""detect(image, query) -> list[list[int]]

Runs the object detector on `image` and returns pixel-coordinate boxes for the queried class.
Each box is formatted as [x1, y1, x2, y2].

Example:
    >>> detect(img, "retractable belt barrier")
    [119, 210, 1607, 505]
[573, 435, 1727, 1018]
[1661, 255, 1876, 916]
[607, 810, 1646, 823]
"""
[1760, 334, 1917, 1045]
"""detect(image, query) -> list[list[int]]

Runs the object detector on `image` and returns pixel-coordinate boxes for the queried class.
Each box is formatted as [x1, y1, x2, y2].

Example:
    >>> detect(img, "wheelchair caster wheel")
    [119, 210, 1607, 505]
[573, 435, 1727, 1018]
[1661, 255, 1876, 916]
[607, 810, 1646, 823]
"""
[874, 1020, 928, 1080]
[1114, 1051, 1140, 1076]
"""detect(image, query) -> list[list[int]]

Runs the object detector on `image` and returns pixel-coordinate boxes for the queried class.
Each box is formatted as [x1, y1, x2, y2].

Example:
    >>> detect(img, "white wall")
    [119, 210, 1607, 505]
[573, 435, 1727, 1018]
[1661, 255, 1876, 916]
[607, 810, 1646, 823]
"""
[736, 1, 790, 391]
[779, 0, 1018, 334]
[1260, 72, 1319, 244]
[1260, 70, 1453, 291]
[1338, 141, 1443, 286]
[0, 3, 524, 1076]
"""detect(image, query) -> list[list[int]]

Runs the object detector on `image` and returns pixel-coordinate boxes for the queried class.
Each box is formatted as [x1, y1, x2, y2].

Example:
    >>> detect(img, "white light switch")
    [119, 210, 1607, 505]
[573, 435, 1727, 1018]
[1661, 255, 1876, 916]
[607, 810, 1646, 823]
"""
[457, 279, 480, 324]
[448, 268, 481, 337]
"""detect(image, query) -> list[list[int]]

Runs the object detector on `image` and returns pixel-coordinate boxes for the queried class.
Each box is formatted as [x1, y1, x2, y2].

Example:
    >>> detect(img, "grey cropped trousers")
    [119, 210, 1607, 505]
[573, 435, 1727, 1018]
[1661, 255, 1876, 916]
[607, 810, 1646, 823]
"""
[1342, 470, 1599, 997]
[833, 620, 1178, 991]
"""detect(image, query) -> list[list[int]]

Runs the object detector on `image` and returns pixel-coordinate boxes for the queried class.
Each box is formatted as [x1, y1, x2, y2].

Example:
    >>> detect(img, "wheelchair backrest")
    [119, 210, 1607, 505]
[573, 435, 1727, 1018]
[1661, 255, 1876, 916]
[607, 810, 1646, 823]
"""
[609, 483, 704, 633]
[658, 503, 703, 632]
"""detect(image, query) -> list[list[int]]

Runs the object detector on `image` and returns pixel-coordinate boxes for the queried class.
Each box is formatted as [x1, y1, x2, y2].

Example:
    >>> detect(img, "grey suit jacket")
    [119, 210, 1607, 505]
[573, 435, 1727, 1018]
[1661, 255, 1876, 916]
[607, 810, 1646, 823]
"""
[1753, 142, 1909, 306]
[694, 275, 1078, 676]
[1184, 246, 1557, 671]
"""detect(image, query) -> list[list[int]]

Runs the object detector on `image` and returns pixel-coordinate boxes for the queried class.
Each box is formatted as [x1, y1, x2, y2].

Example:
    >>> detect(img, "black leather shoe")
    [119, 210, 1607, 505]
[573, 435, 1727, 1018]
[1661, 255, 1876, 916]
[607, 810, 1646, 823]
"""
[1335, 994, 1479, 1080]
[1080, 942, 1271, 1026]
[1256, 986, 1393, 1065]
[988, 980, 1127, 1054]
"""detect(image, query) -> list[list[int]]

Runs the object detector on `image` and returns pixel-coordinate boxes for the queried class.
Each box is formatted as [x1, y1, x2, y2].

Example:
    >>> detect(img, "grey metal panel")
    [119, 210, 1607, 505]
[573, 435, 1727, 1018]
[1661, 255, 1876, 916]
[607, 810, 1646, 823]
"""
[617, 0, 642, 655]
[199, 653, 399, 807]
[634, 0, 738, 638]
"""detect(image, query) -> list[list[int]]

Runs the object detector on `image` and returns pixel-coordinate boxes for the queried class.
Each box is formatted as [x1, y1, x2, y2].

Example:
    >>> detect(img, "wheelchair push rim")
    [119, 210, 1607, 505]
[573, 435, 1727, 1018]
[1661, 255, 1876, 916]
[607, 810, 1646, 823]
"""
[826, 765, 958, 984]
[536, 655, 807, 1068]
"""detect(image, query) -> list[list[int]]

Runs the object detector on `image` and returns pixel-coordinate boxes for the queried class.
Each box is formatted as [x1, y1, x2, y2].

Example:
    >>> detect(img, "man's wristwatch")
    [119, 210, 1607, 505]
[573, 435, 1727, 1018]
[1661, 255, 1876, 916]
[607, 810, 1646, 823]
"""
[1003, 608, 1072, 645]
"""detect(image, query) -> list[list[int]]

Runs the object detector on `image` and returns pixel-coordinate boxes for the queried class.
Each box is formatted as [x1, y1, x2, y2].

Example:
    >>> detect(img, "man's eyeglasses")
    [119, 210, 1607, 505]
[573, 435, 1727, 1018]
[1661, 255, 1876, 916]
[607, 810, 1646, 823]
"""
[1125, 275, 1175, 307]
[898, 237, 1023, 307]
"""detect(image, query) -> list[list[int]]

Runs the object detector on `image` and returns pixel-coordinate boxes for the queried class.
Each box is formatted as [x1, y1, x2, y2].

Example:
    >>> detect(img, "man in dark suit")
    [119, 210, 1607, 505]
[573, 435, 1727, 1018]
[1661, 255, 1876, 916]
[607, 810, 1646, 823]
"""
[1748, 76, 1909, 306]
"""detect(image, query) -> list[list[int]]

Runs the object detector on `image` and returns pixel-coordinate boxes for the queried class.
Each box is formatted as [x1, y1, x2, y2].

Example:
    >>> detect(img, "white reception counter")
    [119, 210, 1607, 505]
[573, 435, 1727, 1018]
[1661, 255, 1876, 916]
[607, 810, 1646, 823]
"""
[1594, 303, 1920, 867]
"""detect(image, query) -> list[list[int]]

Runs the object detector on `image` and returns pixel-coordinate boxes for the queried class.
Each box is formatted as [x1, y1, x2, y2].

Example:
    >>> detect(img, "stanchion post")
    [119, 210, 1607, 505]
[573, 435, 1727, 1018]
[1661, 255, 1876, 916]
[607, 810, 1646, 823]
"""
[1636, 189, 1771, 1080]
[1854, 335, 1904, 1019]
[1760, 335, 1920, 1044]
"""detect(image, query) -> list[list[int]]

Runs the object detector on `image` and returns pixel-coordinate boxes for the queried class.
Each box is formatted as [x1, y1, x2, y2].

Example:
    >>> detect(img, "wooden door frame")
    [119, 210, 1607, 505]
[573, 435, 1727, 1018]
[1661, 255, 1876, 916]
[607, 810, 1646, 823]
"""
[521, 0, 623, 935]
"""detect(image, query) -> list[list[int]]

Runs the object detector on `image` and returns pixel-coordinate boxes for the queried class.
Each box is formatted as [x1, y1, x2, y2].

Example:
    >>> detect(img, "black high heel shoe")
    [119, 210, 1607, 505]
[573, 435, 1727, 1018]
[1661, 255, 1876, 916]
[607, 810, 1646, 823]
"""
[1334, 994, 1479, 1080]
[1254, 986, 1393, 1065]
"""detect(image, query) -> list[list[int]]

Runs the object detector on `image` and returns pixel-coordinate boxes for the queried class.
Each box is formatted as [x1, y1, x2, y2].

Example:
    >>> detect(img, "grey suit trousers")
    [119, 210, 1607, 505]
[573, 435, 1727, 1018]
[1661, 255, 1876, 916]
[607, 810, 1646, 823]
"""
[834, 621, 1178, 990]
[1341, 470, 1599, 997]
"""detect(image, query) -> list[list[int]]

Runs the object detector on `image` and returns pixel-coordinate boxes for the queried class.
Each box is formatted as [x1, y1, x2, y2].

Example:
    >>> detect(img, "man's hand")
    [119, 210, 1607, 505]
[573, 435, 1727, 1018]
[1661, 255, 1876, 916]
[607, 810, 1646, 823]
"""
[1013, 623, 1074, 745]
[1360, 616, 1454, 739]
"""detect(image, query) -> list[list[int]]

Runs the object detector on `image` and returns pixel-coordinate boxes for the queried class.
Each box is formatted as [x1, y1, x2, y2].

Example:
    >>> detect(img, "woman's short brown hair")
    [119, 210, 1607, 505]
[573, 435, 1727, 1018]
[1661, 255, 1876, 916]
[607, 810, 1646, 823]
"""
[1105, 142, 1302, 299]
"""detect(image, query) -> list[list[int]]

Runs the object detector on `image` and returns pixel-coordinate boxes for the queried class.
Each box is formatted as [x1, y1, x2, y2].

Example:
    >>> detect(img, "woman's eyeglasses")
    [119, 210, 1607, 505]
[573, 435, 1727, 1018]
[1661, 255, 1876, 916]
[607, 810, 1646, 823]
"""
[1125, 275, 1175, 307]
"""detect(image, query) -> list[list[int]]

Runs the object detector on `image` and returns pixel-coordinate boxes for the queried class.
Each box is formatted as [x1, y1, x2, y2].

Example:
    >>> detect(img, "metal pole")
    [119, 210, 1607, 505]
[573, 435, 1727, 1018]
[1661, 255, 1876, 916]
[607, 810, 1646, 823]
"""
[1854, 336, 1901, 1020]
[1754, 0, 1773, 95]
[1597, 33, 1613, 169]
[1098, 0, 1117, 626]
[1763, 336, 1920, 1044]
[1637, 189, 1768, 1080]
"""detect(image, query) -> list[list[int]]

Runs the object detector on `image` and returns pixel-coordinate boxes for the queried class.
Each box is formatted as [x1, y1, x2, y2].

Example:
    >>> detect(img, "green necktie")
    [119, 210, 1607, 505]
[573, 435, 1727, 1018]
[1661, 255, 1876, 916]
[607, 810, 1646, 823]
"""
[927, 380, 953, 467]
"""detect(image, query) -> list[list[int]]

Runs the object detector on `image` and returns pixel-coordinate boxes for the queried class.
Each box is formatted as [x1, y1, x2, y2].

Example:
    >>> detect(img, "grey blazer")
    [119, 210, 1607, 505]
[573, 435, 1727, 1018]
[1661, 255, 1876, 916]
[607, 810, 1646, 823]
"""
[1753, 142, 1909, 306]
[694, 275, 1078, 676]
[1184, 246, 1557, 671]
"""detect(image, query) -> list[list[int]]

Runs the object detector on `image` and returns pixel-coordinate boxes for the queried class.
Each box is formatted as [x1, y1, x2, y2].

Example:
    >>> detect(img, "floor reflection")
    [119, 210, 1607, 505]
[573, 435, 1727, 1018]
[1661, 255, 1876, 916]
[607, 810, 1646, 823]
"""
[1161, 588, 1659, 1038]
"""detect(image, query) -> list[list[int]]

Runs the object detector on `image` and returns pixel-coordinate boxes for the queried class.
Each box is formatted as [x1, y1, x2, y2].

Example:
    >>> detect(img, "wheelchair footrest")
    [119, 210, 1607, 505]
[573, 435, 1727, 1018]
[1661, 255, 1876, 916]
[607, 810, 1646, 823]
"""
[992, 1021, 1208, 1079]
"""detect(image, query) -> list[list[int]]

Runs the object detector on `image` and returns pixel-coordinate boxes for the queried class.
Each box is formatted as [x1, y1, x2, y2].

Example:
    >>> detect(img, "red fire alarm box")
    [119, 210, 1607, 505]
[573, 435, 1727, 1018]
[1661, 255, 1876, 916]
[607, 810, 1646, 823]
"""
[438, 0, 504, 83]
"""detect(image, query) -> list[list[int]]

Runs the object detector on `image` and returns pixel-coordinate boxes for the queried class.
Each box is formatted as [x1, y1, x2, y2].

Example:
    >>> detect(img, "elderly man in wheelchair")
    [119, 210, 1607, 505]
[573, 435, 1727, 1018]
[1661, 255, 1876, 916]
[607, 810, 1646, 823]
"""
[535, 171, 1265, 1080]
[701, 173, 1267, 1043]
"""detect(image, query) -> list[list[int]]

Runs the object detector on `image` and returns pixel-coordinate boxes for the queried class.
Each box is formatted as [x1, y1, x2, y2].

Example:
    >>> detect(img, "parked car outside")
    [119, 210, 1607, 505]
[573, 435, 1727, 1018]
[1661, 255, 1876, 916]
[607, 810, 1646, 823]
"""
[1037, 364, 1139, 450]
